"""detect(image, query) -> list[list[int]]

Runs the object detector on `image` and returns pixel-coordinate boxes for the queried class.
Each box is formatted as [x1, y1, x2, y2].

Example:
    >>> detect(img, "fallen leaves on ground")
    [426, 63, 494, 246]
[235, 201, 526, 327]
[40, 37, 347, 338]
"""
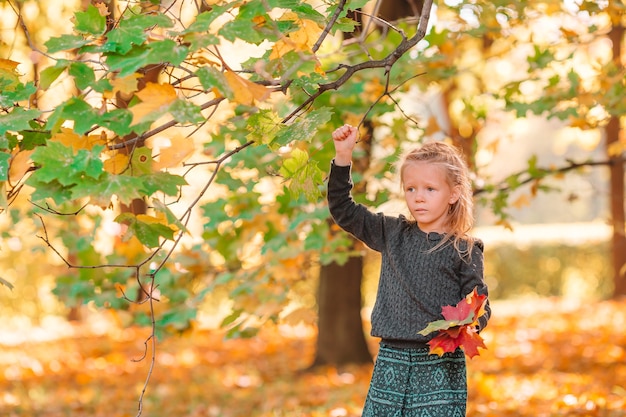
[1, 297, 625, 417]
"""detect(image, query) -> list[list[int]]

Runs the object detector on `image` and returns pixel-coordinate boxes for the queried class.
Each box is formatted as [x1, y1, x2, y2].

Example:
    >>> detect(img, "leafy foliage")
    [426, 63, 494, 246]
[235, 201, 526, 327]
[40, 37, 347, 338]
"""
[0, 0, 624, 403]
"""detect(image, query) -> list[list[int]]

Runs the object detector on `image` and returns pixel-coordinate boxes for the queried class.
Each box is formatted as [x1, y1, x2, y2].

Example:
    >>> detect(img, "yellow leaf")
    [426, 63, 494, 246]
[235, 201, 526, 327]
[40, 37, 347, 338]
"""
[287, 17, 322, 50]
[94, 2, 110, 16]
[49, 128, 107, 152]
[130, 82, 177, 126]
[511, 193, 531, 209]
[0, 58, 20, 73]
[149, 136, 196, 170]
[9, 149, 34, 184]
[114, 235, 146, 262]
[224, 70, 270, 106]
[104, 73, 141, 100]
[269, 14, 321, 59]
[137, 213, 167, 225]
[137, 212, 178, 232]
[104, 153, 129, 174]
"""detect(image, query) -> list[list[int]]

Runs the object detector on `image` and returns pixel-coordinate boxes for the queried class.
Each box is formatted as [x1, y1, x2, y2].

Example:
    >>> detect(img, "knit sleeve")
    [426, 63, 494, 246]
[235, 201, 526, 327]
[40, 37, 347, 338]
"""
[459, 240, 491, 332]
[327, 161, 387, 252]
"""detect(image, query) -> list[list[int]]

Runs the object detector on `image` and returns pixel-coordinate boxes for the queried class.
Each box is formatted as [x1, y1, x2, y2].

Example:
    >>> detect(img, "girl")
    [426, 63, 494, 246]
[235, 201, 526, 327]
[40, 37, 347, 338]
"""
[327, 124, 490, 417]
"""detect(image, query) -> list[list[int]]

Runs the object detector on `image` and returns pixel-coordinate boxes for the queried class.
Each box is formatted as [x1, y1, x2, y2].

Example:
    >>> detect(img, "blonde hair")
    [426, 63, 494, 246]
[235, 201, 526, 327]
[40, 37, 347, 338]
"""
[400, 141, 476, 256]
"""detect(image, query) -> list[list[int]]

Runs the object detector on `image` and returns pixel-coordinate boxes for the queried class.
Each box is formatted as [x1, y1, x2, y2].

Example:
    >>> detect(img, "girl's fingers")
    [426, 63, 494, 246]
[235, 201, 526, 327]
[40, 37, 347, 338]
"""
[332, 125, 355, 141]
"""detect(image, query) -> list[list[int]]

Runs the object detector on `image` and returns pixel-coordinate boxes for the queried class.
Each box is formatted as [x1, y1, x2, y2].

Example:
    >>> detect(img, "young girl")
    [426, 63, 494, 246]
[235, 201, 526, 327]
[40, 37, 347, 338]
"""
[327, 124, 490, 417]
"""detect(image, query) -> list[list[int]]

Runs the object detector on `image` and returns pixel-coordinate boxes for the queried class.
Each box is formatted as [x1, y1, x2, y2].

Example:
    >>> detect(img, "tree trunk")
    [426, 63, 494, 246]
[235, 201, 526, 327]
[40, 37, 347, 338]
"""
[607, 21, 626, 298]
[312, 256, 373, 366]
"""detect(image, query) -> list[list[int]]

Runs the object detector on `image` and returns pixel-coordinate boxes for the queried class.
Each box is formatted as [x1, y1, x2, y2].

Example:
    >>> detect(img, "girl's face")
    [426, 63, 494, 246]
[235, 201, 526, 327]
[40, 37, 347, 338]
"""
[402, 161, 460, 233]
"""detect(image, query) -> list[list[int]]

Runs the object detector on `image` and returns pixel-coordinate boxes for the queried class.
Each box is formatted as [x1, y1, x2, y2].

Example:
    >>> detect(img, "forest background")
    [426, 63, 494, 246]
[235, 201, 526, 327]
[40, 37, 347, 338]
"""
[0, 0, 625, 416]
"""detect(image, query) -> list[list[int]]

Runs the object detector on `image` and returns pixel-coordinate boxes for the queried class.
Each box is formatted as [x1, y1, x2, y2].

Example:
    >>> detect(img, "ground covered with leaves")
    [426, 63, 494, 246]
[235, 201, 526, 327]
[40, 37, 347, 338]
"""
[1, 298, 625, 417]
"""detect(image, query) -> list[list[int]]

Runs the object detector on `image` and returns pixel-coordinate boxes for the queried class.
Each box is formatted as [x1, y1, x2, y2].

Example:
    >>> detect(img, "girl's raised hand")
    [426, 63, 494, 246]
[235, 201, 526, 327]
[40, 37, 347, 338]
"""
[332, 124, 358, 144]
[331, 124, 358, 166]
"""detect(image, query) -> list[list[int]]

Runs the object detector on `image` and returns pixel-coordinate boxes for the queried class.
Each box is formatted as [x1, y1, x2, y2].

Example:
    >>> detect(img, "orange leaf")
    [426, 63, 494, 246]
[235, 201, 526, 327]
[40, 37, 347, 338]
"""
[148, 136, 196, 170]
[130, 82, 177, 125]
[223, 70, 270, 106]
[9, 149, 34, 184]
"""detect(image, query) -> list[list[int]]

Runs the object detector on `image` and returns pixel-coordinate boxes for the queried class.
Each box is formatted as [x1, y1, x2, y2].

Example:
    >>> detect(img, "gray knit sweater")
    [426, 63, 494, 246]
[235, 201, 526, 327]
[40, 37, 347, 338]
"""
[328, 162, 491, 343]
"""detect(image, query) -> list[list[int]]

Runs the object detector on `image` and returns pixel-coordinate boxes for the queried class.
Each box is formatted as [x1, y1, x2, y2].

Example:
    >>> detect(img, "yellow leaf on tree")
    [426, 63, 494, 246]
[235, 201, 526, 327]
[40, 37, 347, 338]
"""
[224, 70, 270, 106]
[0, 58, 20, 73]
[130, 82, 177, 126]
[50, 128, 107, 152]
[511, 193, 531, 209]
[104, 153, 130, 174]
[9, 149, 34, 184]
[150, 136, 196, 170]
[269, 14, 321, 59]
[104, 73, 141, 100]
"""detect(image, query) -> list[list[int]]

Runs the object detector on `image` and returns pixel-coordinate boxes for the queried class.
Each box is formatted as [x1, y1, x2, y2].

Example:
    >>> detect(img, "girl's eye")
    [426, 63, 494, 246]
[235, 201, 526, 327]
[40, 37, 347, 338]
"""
[407, 187, 415, 193]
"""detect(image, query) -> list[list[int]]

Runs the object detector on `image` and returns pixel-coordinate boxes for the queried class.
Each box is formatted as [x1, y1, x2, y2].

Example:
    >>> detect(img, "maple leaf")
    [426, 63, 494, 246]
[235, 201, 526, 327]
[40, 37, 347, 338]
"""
[418, 287, 488, 358]
[223, 70, 270, 106]
[129, 82, 177, 126]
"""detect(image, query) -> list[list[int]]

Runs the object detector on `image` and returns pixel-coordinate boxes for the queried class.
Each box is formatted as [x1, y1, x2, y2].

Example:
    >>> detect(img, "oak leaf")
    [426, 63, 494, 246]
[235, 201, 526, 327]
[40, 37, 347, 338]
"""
[418, 287, 487, 358]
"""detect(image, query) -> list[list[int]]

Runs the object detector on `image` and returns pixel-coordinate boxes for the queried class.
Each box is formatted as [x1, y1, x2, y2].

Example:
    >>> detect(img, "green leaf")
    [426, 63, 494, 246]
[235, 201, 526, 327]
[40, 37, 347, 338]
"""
[180, 32, 220, 51]
[55, 97, 99, 135]
[0, 81, 37, 107]
[106, 40, 188, 77]
[220, 19, 268, 44]
[105, 46, 150, 77]
[196, 66, 232, 99]
[28, 141, 103, 186]
[0, 151, 11, 181]
[182, 6, 233, 34]
[27, 179, 74, 205]
[74, 4, 107, 36]
[275, 107, 333, 146]
[40, 61, 70, 90]
[245, 109, 284, 146]
[68, 62, 95, 91]
[129, 148, 154, 176]
[105, 26, 147, 54]
[146, 39, 188, 67]
[115, 212, 175, 248]
[279, 148, 323, 201]
[0, 108, 41, 135]
[140, 172, 187, 196]
[169, 99, 204, 124]
[98, 109, 133, 137]
[44, 34, 90, 54]
[152, 199, 189, 234]
[72, 173, 145, 206]
[103, 13, 173, 54]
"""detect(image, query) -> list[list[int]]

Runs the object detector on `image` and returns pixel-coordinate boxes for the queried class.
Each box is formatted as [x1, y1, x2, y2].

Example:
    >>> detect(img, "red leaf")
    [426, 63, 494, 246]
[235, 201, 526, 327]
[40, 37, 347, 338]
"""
[419, 286, 488, 359]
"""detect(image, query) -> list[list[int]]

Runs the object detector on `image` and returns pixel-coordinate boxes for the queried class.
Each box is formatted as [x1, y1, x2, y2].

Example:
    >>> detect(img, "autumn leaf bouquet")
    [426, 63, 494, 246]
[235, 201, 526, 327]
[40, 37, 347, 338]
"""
[418, 287, 487, 358]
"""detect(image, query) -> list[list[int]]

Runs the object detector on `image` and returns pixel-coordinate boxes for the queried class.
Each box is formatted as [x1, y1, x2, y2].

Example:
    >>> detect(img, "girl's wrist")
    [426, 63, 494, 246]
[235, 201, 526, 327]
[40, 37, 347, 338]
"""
[333, 155, 352, 166]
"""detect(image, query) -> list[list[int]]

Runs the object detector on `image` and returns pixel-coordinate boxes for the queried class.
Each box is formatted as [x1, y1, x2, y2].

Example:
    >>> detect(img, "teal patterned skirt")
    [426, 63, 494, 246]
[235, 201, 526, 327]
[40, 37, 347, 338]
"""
[362, 343, 467, 417]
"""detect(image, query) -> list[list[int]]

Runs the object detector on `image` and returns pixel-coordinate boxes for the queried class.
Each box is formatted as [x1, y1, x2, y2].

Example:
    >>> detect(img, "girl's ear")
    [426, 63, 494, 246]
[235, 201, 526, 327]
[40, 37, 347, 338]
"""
[449, 185, 461, 204]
